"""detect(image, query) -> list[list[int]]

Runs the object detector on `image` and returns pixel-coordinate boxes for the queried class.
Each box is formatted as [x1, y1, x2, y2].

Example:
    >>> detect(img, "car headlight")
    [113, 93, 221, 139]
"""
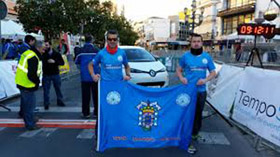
[158, 68, 166, 72]
[130, 68, 144, 73]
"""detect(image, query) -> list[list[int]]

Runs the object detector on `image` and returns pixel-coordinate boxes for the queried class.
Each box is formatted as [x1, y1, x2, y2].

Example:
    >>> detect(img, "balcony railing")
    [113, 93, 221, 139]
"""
[218, 1, 256, 17]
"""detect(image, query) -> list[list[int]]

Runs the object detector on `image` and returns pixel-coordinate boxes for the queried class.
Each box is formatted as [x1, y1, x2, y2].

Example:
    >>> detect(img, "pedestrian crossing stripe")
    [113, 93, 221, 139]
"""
[0, 119, 96, 129]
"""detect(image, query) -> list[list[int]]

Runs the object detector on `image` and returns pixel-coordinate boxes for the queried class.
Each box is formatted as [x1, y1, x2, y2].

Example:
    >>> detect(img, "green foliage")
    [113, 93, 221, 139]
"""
[15, 0, 139, 45]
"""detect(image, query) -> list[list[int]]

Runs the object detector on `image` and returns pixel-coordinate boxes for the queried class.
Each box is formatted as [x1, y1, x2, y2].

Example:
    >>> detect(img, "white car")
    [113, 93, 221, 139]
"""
[120, 46, 169, 87]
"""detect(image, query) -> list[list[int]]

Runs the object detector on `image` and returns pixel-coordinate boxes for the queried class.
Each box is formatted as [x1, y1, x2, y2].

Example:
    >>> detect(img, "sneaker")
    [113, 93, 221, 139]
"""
[187, 144, 197, 154]
[57, 102, 65, 107]
[192, 134, 201, 141]
[34, 108, 40, 112]
[81, 114, 91, 119]
[27, 125, 40, 131]
[44, 105, 49, 110]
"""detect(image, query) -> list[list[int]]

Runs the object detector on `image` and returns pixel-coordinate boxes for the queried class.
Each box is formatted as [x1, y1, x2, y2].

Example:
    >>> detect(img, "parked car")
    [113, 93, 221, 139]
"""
[120, 46, 169, 87]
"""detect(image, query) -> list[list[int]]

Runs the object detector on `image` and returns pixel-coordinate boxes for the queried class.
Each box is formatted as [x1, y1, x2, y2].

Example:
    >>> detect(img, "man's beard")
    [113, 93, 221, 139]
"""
[190, 48, 203, 56]
[45, 48, 51, 53]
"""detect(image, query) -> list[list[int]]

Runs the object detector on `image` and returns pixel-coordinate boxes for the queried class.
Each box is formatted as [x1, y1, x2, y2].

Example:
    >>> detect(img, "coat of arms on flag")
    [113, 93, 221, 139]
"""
[137, 100, 161, 131]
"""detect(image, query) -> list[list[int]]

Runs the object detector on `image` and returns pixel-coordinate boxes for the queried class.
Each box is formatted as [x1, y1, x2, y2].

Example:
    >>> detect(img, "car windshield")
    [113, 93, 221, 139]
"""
[124, 48, 156, 62]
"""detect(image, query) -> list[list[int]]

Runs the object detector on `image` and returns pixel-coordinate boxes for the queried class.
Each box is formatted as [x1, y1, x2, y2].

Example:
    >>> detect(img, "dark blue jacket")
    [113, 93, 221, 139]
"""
[2, 42, 17, 59]
[75, 43, 100, 82]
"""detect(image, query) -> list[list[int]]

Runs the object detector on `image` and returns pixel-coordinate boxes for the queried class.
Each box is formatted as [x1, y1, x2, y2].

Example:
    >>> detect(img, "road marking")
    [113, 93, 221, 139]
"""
[198, 132, 231, 145]
[37, 128, 57, 137]
[0, 127, 6, 131]
[20, 128, 43, 138]
[77, 129, 95, 139]
[0, 106, 94, 112]
[0, 119, 96, 129]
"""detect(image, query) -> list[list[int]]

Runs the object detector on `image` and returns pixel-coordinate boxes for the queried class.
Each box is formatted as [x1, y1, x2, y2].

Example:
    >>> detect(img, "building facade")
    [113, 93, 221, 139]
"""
[143, 17, 170, 42]
[218, 0, 256, 36]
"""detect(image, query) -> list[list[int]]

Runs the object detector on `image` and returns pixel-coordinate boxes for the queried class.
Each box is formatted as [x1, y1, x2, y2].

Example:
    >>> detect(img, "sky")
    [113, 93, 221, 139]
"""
[115, 0, 191, 21]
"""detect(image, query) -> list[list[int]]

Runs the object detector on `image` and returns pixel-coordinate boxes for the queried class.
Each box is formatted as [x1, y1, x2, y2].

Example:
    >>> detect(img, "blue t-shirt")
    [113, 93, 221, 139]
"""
[179, 51, 215, 92]
[93, 48, 128, 81]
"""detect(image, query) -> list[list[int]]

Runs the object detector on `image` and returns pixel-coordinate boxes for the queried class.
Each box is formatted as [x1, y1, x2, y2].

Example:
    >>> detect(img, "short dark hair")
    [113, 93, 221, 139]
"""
[106, 30, 119, 39]
[45, 40, 52, 45]
[190, 33, 203, 42]
[24, 35, 36, 43]
[35, 40, 44, 49]
[85, 34, 93, 43]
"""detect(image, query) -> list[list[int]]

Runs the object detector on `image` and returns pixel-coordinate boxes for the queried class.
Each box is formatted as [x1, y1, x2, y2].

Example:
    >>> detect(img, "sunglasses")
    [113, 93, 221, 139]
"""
[107, 38, 118, 41]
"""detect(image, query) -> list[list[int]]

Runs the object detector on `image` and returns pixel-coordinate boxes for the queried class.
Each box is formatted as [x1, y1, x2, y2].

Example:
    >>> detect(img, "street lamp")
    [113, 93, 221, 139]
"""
[264, 0, 280, 21]
[190, 0, 204, 33]
[184, 7, 189, 40]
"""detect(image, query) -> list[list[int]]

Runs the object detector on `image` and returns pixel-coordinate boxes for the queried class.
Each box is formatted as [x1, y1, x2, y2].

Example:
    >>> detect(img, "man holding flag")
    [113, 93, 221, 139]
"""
[177, 33, 216, 154]
[88, 29, 131, 141]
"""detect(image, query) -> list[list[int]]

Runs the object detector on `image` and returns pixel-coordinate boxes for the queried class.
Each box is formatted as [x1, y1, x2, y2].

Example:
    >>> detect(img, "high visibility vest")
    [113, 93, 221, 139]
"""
[15, 50, 42, 88]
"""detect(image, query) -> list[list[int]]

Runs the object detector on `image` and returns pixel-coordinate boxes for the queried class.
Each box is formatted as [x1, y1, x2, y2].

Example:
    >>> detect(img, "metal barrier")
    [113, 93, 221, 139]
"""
[158, 57, 180, 72]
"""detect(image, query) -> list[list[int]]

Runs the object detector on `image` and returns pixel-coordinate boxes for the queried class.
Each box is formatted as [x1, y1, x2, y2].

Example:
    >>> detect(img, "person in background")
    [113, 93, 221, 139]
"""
[74, 42, 81, 60]
[2, 39, 17, 60]
[15, 40, 45, 130]
[57, 39, 68, 55]
[42, 40, 65, 110]
[75, 35, 99, 119]
[17, 35, 37, 118]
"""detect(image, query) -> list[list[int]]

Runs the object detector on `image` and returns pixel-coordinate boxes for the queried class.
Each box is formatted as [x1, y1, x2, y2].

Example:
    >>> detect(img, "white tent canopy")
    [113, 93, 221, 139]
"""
[0, 19, 44, 40]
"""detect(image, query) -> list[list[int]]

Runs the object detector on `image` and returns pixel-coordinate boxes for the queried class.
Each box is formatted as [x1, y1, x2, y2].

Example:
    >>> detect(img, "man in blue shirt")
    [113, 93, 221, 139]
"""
[88, 30, 131, 82]
[88, 30, 131, 141]
[176, 33, 216, 154]
[75, 34, 100, 119]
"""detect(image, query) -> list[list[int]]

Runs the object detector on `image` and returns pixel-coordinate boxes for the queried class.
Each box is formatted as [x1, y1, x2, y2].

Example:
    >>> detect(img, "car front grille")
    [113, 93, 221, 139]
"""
[137, 82, 165, 87]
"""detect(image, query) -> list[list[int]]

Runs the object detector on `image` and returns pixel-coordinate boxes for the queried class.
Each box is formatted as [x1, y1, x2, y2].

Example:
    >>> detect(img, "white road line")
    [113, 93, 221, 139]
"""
[77, 129, 95, 139]
[37, 128, 57, 137]
[198, 132, 231, 145]
[20, 128, 43, 138]
[20, 128, 58, 138]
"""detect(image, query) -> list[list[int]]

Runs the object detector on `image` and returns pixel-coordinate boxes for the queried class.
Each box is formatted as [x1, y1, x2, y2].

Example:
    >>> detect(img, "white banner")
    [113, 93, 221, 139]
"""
[0, 61, 20, 98]
[0, 77, 6, 99]
[207, 64, 244, 117]
[232, 67, 280, 146]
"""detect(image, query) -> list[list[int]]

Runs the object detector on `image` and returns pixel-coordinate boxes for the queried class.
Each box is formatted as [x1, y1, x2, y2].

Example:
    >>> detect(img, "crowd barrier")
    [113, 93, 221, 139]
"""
[207, 63, 280, 151]
[0, 55, 72, 101]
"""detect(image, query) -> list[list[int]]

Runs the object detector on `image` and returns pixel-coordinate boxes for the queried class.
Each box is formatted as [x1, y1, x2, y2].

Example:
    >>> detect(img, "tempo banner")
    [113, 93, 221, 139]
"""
[232, 67, 280, 146]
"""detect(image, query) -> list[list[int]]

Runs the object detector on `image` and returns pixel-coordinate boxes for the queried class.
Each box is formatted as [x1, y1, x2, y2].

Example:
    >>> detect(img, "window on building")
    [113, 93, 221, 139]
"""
[238, 15, 245, 24]
[245, 14, 252, 23]
[232, 16, 238, 32]
[236, 0, 243, 7]
[222, 13, 254, 35]
[227, 0, 256, 9]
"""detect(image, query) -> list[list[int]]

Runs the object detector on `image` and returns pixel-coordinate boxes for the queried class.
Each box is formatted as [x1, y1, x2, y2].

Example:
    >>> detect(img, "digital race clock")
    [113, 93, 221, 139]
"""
[237, 24, 276, 39]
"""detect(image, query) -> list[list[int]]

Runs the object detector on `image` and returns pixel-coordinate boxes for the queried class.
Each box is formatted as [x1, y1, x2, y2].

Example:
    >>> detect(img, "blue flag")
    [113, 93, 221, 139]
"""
[97, 80, 197, 152]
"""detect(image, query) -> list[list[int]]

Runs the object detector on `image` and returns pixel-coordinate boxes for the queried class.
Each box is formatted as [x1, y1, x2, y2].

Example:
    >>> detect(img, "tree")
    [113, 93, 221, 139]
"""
[15, 0, 88, 40]
[15, 0, 139, 45]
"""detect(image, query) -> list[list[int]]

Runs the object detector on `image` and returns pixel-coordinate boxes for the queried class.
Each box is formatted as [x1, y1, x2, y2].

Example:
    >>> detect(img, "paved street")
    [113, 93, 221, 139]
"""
[0, 72, 279, 157]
